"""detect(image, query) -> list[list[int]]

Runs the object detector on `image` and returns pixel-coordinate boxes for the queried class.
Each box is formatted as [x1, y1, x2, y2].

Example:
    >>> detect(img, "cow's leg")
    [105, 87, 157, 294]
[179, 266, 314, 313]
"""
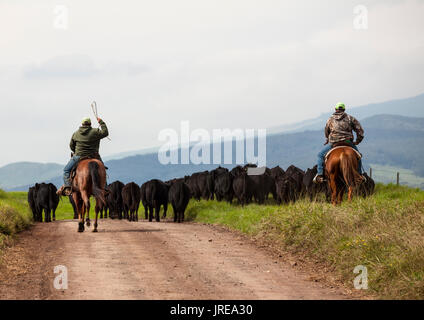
[155, 204, 161, 222]
[173, 205, 177, 222]
[148, 206, 153, 222]
[162, 202, 167, 219]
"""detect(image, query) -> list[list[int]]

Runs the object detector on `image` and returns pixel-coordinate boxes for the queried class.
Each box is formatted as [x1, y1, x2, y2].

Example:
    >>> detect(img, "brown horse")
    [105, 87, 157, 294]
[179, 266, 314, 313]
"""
[325, 146, 363, 205]
[71, 159, 107, 232]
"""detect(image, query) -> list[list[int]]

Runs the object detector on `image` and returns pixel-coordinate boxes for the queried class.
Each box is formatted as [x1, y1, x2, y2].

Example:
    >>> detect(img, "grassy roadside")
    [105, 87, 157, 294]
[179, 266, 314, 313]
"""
[0, 190, 32, 249]
[185, 184, 424, 299]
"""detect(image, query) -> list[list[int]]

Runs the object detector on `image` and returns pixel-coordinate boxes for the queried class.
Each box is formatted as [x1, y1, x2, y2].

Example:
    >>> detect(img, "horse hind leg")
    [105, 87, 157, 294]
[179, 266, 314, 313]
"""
[329, 174, 338, 206]
[347, 186, 354, 202]
[93, 200, 100, 232]
[82, 194, 91, 227]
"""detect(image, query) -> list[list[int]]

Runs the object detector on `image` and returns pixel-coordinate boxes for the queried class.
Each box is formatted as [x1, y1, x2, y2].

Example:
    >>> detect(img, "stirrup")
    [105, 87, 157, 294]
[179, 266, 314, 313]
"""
[63, 186, 72, 196]
[313, 174, 325, 184]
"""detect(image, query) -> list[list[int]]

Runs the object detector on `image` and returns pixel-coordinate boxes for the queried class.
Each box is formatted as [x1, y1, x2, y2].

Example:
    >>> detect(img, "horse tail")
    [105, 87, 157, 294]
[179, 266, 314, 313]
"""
[89, 161, 106, 206]
[340, 151, 362, 187]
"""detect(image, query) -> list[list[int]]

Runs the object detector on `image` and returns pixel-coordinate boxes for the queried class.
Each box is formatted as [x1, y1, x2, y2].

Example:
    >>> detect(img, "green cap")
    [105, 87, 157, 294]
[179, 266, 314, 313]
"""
[82, 117, 91, 125]
[335, 102, 346, 110]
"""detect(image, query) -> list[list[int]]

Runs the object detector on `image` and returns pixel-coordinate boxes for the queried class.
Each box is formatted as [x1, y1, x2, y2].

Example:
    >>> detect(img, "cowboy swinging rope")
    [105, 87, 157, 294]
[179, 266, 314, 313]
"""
[91, 101, 111, 141]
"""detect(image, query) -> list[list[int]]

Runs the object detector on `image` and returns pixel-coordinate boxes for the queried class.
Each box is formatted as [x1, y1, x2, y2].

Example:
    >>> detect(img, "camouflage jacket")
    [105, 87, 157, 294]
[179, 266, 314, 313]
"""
[325, 112, 364, 145]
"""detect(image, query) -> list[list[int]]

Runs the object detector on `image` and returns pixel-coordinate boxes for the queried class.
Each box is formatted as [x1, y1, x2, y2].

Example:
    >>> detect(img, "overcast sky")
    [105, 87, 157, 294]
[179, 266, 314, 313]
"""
[0, 0, 423, 166]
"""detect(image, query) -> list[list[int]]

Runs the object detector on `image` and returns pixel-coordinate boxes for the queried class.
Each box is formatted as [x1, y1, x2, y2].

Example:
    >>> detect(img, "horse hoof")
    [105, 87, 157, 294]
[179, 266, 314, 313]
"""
[78, 222, 85, 232]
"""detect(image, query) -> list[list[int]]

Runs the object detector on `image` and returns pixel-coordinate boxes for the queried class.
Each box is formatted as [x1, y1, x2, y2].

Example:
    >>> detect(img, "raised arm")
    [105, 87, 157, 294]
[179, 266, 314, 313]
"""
[95, 118, 109, 139]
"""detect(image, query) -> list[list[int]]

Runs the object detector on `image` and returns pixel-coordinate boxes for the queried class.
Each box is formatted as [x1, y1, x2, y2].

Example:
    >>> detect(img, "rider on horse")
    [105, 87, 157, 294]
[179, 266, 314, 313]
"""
[57, 117, 109, 196]
[313, 102, 365, 184]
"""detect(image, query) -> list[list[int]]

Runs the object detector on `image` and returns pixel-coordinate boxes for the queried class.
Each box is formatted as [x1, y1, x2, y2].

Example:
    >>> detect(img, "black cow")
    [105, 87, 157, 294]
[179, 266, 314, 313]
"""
[140, 182, 148, 220]
[211, 167, 233, 203]
[99, 202, 109, 219]
[303, 165, 330, 201]
[168, 181, 191, 223]
[144, 179, 169, 222]
[122, 182, 141, 221]
[107, 181, 125, 219]
[28, 186, 39, 221]
[275, 176, 298, 204]
[270, 166, 285, 180]
[238, 166, 275, 204]
[34, 183, 59, 222]
[357, 173, 375, 198]
[230, 166, 263, 205]
[284, 165, 306, 198]
[185, 171, 213, 201]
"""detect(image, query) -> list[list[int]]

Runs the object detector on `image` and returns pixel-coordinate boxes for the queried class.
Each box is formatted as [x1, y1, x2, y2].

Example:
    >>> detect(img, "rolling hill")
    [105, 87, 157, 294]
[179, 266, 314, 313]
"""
[268, 92, 424, 134]
[0, 162, 63, 190]
[103, 92, 424, 161]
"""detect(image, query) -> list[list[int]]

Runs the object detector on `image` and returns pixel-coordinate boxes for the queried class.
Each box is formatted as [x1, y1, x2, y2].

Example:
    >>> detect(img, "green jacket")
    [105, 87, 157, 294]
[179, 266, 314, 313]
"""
[70, 120, 109, 157]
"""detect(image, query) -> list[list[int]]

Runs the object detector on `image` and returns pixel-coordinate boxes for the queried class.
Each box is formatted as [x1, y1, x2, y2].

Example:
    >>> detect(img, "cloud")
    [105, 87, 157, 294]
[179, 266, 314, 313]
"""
[23, 54, 149, 79]
[0, 0, 423, 167]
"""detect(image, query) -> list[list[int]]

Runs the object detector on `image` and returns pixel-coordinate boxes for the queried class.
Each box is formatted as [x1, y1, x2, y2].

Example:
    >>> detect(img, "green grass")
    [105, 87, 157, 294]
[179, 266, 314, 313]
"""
[0, 190, 33, 249]
[185, 184, 424, 299]
[369, 164, 424, 189]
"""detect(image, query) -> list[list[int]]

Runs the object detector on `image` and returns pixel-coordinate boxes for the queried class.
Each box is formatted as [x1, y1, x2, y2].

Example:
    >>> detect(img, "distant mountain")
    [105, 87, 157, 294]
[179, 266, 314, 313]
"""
[103, 92, 424, 161]
[0, 162, 62, 190]
[268, 92, 424, 134]
[6, 114, 423, 191]
[102, 146, 160, 161]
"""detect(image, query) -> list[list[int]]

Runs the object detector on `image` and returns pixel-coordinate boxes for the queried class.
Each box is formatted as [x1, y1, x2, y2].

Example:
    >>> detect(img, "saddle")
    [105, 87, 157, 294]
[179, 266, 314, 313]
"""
[324, 142, 362, 162]
[69, 153, 108, 185]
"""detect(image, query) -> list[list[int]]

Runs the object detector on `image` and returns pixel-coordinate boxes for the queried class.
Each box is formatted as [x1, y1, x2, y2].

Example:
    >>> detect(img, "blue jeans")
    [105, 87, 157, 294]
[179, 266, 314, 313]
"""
[317, 144, 362, 175]
[63, 156, 80, 186]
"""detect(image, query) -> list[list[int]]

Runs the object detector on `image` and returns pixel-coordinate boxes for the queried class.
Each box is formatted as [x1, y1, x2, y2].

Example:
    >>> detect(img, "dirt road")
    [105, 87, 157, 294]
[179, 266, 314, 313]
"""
[0, 219, 349, 300]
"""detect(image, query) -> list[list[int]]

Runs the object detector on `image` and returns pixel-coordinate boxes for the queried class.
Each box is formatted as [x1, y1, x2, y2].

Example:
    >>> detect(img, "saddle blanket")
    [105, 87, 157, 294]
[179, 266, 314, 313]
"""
[325, 146, 362, 162]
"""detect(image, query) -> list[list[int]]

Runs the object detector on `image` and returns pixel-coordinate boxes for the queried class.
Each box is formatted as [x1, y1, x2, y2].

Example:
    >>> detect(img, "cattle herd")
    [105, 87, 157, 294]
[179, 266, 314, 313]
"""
[28, 164, 376, 223]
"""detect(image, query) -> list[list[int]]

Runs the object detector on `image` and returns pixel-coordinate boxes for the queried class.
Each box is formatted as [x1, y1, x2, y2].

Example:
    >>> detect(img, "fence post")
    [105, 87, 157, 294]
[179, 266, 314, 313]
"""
[397, 172, 400, 186]
[369, 167, 372, 179]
